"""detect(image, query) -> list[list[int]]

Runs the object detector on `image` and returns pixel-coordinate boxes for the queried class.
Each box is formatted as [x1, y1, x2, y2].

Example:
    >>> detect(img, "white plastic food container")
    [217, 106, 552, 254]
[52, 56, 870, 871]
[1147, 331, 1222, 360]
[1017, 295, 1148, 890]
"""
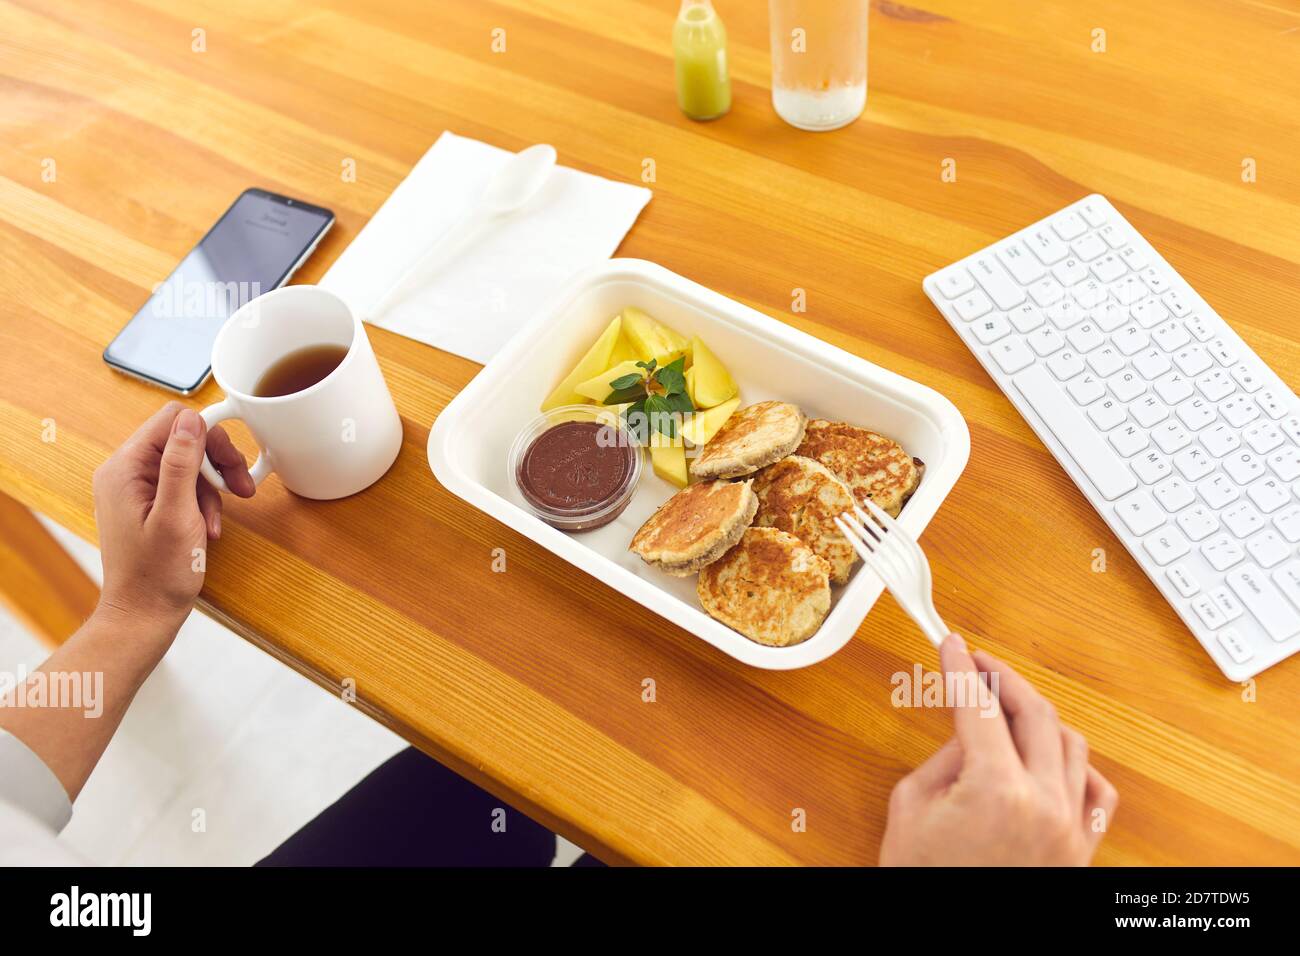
[427, 260, 969, 668]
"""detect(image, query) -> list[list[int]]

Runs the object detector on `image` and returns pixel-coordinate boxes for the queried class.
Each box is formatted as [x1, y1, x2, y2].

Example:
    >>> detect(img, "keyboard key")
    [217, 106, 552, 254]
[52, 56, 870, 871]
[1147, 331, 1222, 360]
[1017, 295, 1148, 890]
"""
[972, 315, 1012, 345]
[989, 337, 1035, 374]
[1071, 233, 1107, 261]
[1257, 389, 1290, 420]
[1175, 504, 1219, 541]
[1028, 277, 1065, 307]
[1008, 303, 1046, 333]
[1175, 398, 1216, 431]
[1045, 299, 1085, 329]
[1203, 533, 1245, 572]
[1195, 368, 1235, 402]
[1225, 564, 1300, 642]
[1176, 446, 1216, 482]
[1089, 399, 1127, 431]
[1139, 267, 1170, 295]
[1133, 450, 1170, 483]
[1153, 371, 1193, 404]
[1230, 362, 1264, 393]
[996, 243, 1046, 284]
[1185, 314, 1214, 342]
[1167, 562, 1200, 597]
[1116, 489, 1165, 535]
[1152, 319, 1191, 352]
[1143, 527, 1189, 565]
[971, 255, 1027, 309]
[1090, 301, 1127, 332]
[1086, 346, 1125, 378]
[1191, 593, 1228, 629]
[1206, 338, 1236, 366]
[1210, 586, 1245, 623]
[1047, 349, 1085, 379]
[1131, 395, 1169, 428]
[1109, 421, 1148, 456]
[1119, 244, 1149, 271]
[1201, 423, 1241, 457]
[1098, 224, 1127, 249]
[1066, 373, 1106, 405]
[1078, 198, 1110, 227]
[1112, 276, 1149, 306]
[1224, 451, 1265, 486]
[1052, 257, 1089, 287]
[1028, 325, 1065, 356]
[1090, 253, 1126, 283]
[1153, 476, 1195, 512]
[1172, 345, 1213, 376]
[1273, 560, 1300, 612]
[1221, 394, 1260, 428]
[1133, 348, 1169, 378]
[936, 269, 975, 298]
[1052, 211, 1088, 240]
[1223, 500, 1264, 537]
[1115, 326, 1151, 357]
[1198, 473, 1240, 509]
[1246, 476, 1291, 514]
[1109, 369, 1146, 402]
[1162, 288, 1193, 317]
[1072, 279, 1108, 309]
[1026, 227, 1068, 264]
[1217, 628, 1254, 665]
[1246, 528, 1292, 568]
[1013, 365, 1137, 500]
[1067, 322, 1104, 353]
[1275, 505, 1300, 542]
[1267, 447, 1300, 482]
[1281, 415, 1300, 446]
[1130, 298, 1170, 329]
[1244, 421, 1285, 454]
[955, 290, 994, 321]
[1151, 420, 1192, 454]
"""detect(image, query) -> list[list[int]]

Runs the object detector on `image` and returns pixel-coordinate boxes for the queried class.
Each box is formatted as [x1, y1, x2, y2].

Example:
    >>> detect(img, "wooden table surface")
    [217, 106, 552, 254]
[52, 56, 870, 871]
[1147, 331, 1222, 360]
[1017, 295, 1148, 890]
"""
[2, 0, 1298, 865]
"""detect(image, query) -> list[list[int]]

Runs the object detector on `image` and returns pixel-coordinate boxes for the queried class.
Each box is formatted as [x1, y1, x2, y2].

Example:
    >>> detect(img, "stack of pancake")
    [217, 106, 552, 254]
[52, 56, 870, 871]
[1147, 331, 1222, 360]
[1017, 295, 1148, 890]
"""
[629, 401, 923, 647]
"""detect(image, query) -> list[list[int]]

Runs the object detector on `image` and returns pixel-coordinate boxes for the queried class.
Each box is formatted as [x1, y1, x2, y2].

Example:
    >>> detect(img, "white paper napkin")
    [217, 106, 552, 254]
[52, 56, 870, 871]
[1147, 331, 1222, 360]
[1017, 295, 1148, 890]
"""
[321, 131, 652, 365]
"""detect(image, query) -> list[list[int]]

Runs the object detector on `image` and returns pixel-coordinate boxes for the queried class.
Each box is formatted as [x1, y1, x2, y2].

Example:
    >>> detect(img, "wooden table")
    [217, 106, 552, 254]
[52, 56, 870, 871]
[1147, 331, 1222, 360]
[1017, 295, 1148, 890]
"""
[2, 0, 1298, 865]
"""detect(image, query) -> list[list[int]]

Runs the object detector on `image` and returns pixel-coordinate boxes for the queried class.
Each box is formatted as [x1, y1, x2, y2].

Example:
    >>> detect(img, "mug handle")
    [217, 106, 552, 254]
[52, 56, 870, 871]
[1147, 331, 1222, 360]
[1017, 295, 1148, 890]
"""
[198, 399, 273, 493]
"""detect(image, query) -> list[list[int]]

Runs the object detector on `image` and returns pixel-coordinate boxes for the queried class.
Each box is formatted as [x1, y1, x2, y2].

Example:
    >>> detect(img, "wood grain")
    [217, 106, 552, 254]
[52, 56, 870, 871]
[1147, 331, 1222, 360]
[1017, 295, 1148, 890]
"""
[1, 0, 1297, 864]
[0, 491, 99, 646]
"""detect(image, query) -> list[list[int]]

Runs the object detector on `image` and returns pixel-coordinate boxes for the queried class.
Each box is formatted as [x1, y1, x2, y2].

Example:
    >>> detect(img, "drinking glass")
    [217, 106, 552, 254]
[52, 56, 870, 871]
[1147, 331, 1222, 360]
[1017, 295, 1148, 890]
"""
[769, 0, 869, 131]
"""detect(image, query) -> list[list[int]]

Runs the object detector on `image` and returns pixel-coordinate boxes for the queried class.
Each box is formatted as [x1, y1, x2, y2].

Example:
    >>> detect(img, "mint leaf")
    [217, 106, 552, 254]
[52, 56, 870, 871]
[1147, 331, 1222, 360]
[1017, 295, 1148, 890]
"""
[603, 385, 646, 405]
[609, 373, 643, 390]
[655, 365, 686, 396]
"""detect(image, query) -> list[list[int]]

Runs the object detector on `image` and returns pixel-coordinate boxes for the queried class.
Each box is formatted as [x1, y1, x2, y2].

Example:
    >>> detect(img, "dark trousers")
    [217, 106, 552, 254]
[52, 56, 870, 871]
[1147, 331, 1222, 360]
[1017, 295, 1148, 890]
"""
[257, 747, 559, 867]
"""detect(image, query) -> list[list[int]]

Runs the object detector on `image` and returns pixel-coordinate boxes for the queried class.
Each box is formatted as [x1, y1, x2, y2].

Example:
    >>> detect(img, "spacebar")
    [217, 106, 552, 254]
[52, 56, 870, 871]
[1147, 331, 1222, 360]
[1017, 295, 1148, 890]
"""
[1012, 365, 1138, 501]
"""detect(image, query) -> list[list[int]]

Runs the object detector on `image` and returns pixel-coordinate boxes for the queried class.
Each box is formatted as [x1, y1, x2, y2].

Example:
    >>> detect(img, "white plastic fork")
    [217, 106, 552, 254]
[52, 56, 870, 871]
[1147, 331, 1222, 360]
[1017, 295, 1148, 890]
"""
[834, 498, 949, 647]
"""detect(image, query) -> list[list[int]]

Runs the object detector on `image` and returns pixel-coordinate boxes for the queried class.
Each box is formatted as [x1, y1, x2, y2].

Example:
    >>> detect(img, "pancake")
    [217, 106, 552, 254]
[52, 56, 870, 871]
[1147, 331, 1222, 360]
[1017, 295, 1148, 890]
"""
[794, 420, 921, 517]
[697, 527, 831, 646]
[750, 455, 858, 585]
[689, 401, 807, 480]
[629, 479, 757, 576]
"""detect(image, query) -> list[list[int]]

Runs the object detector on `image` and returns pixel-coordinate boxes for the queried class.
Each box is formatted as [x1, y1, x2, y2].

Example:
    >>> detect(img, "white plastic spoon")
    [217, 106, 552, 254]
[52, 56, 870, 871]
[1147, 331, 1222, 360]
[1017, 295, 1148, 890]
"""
[369, 143, 558, 319]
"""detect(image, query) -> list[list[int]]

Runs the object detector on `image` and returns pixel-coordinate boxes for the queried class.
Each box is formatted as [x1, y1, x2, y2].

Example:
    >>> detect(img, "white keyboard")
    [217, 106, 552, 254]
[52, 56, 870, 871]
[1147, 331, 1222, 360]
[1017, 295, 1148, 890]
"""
[924, 194, 1300, 681]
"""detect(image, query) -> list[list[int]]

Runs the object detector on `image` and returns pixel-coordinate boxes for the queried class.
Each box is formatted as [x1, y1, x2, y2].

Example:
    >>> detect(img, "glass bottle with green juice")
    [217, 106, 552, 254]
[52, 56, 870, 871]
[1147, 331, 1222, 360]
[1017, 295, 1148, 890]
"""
[674, 0, 731, 121]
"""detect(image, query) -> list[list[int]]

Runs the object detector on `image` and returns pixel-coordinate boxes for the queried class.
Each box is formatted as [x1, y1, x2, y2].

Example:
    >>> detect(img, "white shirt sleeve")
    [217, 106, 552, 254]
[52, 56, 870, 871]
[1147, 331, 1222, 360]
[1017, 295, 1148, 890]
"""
[0, 730, 73, 832]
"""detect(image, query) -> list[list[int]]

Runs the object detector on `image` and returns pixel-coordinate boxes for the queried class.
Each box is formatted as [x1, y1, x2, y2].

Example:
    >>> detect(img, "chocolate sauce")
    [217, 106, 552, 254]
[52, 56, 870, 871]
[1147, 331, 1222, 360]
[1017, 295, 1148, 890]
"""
[516, 420, 635, 529]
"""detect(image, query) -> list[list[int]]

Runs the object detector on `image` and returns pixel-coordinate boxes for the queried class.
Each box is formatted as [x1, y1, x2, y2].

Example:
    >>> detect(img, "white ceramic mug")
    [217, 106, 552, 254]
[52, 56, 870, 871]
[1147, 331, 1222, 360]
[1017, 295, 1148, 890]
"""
[199, 285, 403, 500]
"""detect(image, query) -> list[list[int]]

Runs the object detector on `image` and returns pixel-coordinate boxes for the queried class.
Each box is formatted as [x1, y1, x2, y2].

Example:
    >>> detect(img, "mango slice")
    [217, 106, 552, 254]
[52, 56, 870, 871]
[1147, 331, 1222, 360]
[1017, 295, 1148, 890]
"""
[679, 396, 740, 446]
[649, 441, 688, 488]
[574, 360, 645, 403]
[621, 306, 690, 367]
[686, 335, 737, 408]
[541, 315, 622, 410]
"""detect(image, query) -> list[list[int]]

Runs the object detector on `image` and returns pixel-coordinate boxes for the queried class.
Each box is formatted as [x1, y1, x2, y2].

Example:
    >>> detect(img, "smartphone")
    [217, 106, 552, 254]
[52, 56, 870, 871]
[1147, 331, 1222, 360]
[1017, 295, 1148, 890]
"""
[103, 188, 335, 394]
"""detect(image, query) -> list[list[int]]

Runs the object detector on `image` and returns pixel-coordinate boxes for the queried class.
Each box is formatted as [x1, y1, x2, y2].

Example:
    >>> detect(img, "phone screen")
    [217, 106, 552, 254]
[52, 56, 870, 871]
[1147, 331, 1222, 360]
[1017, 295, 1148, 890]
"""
[104, 189, 334, 393]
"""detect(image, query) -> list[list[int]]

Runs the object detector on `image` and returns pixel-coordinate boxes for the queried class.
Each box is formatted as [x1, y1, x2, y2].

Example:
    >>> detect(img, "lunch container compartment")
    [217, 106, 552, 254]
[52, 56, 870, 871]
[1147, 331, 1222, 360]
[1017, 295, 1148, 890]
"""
[428, 259, 969, 669]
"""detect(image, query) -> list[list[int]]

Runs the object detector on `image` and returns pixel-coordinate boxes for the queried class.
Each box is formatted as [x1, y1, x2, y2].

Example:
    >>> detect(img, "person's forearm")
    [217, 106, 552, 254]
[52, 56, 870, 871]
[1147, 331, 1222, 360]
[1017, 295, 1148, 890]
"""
[0, 601, 183, 801]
